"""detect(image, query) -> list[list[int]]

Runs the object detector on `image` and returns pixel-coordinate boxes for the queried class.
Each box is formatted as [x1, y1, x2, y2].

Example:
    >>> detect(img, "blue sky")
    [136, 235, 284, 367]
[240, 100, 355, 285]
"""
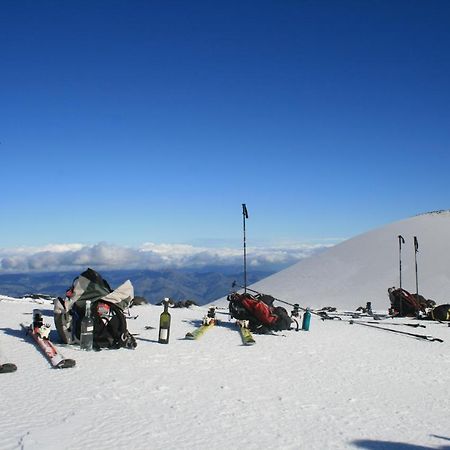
[1, 0, 450, 257]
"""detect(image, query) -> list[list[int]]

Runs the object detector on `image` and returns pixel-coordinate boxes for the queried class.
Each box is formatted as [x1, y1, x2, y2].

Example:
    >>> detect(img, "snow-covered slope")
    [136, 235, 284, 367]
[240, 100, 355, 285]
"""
[234, 211, 450, 311]
[1, 296, 449, 450]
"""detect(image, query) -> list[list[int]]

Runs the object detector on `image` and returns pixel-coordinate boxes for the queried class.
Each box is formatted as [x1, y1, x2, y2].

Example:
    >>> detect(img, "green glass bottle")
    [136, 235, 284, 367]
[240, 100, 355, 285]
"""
[80, 300, 94, 351]
[158, 298, 171, 344]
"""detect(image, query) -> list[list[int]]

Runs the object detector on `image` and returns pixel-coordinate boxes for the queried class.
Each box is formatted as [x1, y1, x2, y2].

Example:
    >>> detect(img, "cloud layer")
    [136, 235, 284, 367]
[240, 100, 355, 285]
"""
[0, 241, 337, 273]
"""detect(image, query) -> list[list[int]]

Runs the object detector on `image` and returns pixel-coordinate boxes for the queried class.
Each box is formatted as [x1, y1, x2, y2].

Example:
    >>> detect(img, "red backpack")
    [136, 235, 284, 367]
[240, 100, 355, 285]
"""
[227, 292, 292, 333]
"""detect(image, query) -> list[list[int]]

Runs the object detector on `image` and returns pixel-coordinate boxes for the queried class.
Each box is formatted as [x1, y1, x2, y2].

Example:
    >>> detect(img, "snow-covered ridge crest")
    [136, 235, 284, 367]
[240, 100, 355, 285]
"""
[417, 209, 450, 216]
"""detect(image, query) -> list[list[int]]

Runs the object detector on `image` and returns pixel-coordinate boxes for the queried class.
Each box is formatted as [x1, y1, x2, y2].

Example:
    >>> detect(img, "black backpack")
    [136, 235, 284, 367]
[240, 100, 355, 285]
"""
[71, 300, 136, 350]
[430, 304, 450, 321]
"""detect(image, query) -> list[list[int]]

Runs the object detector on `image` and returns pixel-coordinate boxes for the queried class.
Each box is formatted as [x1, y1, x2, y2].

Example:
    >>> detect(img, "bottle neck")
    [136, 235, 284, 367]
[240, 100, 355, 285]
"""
[85, 301, 91, 319]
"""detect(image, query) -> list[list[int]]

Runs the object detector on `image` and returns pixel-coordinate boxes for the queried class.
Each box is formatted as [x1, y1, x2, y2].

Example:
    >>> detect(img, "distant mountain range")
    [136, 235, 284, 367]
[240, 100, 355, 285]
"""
[0, 267, 273, 305]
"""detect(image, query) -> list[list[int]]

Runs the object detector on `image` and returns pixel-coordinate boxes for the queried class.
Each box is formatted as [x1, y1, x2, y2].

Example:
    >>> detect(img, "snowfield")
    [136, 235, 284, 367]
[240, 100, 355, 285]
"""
[1, 212, 450, 450]
[0, 297, 449, 450]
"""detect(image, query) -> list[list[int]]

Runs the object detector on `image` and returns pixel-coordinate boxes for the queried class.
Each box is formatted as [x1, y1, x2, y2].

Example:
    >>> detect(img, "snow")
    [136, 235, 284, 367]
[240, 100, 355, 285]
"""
[1, 212, 450, 449]
[1, 298, 449, 450]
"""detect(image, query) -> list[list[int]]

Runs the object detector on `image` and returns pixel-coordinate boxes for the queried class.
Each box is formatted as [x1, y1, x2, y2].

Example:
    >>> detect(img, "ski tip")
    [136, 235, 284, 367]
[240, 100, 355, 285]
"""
[56, 359, 76, 369]
[0, 363, 17, 373]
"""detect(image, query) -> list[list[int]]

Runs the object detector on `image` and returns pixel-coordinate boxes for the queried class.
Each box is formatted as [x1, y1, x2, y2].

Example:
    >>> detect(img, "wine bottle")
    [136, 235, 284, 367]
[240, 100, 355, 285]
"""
[80, 300, 94, 351]
[158, 298, 171, 344]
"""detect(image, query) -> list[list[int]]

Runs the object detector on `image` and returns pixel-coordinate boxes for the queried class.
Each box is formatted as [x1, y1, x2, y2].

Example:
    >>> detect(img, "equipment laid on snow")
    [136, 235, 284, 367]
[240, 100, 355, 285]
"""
[290, 304, 301, 331]
[388, 287, 435, 317]
[232, 281, 322, 316]
[185, 321, 215, 340]
[348, 320, 443, 343]
[302, 308, 311, 331]
[185, 307, 217, 340]
[32, 309, 51, 339]
[354, 320, 425, 328]
[430, 304, 450, 321]
[22, 316, 76, 368]
[231, 203, 290, 335]
[185, 307, 256, 345]
[227, 291, 292, 334]
[54, 268, 137, 350]
[236, 320, 256, 345]
[158, 298, 171, 344]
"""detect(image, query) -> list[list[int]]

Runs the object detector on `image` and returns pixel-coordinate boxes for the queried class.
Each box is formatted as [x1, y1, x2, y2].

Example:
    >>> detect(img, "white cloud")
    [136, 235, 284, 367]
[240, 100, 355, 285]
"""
[0, 241, 338, 273]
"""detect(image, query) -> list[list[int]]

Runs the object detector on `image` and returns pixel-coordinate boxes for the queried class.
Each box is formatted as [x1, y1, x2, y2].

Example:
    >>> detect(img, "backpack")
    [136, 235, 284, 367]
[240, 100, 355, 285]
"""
[388, 287, 435, 317]
[54, 268, 137, 350]
[228, 292, 292, 333]
[430, 304, 450, 321]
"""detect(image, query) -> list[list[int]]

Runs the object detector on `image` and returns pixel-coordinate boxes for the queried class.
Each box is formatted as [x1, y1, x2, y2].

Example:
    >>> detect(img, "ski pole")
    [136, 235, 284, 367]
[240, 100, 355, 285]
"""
[349, 320, 443, 342]
[334, 318, 426, 328]
[414, 236, 419, 296]
[242, 204, 249, 293]
[398, 235, 405, 316]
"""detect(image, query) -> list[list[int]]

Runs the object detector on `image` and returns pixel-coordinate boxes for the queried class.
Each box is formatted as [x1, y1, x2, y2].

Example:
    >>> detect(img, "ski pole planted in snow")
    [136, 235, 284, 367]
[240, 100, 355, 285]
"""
[414, 236, 419, 296]
[242, 203, 249, 293]
[398, 235, 405, 316]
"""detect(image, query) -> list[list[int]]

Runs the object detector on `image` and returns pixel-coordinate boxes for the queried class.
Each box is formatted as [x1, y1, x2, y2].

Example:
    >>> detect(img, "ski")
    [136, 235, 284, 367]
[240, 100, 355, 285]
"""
[21, 318, 76, 369]
[236, 320, 256, 346]
[349, 320, 443, 342]
[185, 307, 217, 340]
[185, 322, 215, 340]
[0, 363, 17, 373]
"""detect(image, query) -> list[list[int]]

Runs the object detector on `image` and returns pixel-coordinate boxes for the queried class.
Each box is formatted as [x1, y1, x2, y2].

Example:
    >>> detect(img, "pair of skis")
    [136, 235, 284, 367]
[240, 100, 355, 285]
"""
[185, 307, 255, 346]
[1, 325, 76, 372]
[20, 311, 76, 369]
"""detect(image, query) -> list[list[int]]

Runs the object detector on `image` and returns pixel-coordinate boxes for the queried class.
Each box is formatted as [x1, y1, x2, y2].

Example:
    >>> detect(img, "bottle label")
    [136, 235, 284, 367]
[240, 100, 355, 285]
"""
[86, 326, 94, 332]
[159, 328, 168, 341]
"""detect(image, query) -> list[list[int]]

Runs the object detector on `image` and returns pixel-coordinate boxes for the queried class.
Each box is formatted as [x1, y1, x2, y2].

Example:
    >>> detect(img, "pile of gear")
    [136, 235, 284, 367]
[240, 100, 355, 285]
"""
[54, 268, 137, 350]
[227, 291, 293, 333]
[388, 287, 450, 321]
